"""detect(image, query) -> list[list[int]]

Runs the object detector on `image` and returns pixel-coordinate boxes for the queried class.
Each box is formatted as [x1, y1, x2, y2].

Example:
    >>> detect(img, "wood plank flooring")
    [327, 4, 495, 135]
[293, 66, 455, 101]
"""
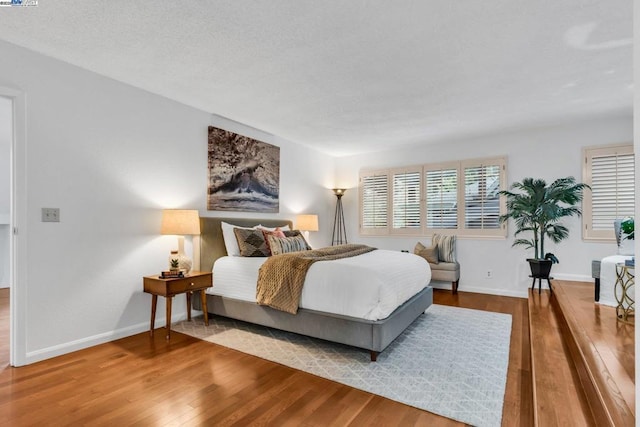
[528, 287, 595, 426]
[550, 281, 635, 426]
[0, 289, 531, 425]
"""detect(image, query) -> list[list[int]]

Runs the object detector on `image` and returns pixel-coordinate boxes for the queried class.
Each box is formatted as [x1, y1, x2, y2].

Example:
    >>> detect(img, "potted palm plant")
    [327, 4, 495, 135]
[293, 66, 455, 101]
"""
[499, 177, 589, 281]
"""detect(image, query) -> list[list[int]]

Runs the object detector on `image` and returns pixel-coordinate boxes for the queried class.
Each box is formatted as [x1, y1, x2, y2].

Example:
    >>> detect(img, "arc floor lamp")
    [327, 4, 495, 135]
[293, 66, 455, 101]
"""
[331, 188, 347, 245]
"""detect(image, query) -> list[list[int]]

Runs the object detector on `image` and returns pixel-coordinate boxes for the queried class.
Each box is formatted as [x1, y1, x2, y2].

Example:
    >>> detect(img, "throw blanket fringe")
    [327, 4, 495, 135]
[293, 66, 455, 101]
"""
[256, 244, 376, 314]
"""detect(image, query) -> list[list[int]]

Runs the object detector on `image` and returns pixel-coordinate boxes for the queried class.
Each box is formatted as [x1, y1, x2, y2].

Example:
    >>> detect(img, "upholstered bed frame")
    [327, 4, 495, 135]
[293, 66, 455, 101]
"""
[191, 217, 433, 361]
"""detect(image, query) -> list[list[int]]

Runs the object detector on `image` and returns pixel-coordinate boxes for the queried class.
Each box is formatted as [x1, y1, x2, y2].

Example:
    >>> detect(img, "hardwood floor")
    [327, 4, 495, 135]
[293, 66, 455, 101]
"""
[528, 288, 595, 426]
[550, 281, 635, 426]
[0, 289, 531, 426]
[0, 288, 8, 367]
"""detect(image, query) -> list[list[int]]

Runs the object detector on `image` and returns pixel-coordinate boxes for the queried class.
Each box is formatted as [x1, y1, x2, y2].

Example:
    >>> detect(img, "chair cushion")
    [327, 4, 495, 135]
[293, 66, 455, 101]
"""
[430, 261, 459, 272]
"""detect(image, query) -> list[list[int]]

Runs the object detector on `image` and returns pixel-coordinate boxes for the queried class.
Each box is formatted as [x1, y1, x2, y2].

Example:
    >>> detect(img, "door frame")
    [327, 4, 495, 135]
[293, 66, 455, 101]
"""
[1, 86, 27, 366]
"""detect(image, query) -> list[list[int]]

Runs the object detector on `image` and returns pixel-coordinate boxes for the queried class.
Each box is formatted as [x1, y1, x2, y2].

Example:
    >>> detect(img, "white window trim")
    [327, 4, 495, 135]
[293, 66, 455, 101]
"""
[582, 143, 634, 242]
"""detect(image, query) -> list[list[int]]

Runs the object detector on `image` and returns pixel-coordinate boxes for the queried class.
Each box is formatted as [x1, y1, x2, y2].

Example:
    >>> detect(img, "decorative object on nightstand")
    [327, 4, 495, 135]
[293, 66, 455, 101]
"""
[143, 271, 213, 340]
[331, 188, 347, 246]
[169, 251, 180, 271]
[296, 214, 319, 244]
[161, 209, 201, 273]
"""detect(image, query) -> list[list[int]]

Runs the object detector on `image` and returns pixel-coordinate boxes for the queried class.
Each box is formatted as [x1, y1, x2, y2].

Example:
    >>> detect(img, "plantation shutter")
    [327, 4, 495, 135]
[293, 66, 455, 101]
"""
[583, 144, 635, 240]
[360, 170, 389, 235]
[463, 161, 503, 230]
[425, 165, 458, 229]
[391, 168, 422, 233]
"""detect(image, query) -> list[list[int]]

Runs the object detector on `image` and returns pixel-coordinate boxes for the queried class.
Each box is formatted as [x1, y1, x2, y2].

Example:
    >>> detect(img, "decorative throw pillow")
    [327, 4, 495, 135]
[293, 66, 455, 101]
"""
[233, 227, 270, 257]
[420, 246, 439, 264]
[222, 222, 258, 256]
[283, 229, 302, 237]
[431, 234, 456, 262]
[262, 227, 286, 239]
[261, 227, 287, 255]
[414, 242, 439, 264]
[267, 234, 311, 255]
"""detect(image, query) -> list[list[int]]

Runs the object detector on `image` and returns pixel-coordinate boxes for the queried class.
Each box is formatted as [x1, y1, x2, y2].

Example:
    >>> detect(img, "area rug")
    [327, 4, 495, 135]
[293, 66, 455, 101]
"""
[174, 304, 512, 427]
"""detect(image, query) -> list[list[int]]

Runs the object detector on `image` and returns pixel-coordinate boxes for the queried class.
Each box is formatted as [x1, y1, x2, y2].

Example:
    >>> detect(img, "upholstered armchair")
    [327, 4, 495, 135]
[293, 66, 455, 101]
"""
[415, 235, 460, 294]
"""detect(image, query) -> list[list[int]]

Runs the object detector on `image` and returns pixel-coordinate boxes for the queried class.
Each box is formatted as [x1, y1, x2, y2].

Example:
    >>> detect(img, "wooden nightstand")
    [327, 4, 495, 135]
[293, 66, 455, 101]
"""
[143, 271, 212, 339]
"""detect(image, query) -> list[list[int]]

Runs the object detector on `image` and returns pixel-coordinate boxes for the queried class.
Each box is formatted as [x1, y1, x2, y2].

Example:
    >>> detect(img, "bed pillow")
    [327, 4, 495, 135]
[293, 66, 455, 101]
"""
[267, 234, 311, 255]
[233, 228, 270, 257]
[221, 222, 259, 256]
[414, 242, 439, 264]
[258, 224, 291, 232]
[262, 227, 287, 255]
[431, 234, 456, 262]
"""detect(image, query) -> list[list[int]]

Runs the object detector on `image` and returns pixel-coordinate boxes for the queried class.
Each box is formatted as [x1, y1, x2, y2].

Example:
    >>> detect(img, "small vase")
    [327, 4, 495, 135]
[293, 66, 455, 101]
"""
[177, 252, 192, 273]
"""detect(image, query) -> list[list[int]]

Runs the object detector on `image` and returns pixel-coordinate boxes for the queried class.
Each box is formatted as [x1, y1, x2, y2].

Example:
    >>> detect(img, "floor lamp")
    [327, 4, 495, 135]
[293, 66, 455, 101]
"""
[331, 188, 347, 245]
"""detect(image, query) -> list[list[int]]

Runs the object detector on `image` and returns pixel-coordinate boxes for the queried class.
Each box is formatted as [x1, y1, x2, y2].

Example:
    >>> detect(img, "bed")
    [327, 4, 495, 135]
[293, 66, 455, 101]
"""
[192, 217, 433, 361]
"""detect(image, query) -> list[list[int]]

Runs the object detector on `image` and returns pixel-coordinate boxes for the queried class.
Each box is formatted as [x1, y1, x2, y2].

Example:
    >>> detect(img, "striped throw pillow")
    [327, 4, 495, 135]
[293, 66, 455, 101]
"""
[267, 234, 311, 255]
[432, 234, 456, 262]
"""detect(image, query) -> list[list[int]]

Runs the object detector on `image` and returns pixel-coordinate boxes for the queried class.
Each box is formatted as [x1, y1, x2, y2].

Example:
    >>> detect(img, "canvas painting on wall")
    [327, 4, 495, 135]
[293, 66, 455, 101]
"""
[207, 126, 280, 212]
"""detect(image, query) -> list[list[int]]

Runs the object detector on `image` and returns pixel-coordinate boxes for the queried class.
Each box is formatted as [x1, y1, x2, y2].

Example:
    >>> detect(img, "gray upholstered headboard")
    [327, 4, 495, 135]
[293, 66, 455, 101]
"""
[198, 217, 294, 273]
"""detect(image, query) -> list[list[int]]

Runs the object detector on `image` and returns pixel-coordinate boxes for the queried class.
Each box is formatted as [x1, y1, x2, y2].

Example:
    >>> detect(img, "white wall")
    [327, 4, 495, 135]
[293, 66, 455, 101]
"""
[0, 96, 10, 288]
[0, 39, 335, 363]
[336, 117, 632, 297]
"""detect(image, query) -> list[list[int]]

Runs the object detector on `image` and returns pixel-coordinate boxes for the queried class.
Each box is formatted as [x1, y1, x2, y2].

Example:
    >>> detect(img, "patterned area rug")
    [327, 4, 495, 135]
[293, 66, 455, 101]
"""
[174, 304, 511, 427]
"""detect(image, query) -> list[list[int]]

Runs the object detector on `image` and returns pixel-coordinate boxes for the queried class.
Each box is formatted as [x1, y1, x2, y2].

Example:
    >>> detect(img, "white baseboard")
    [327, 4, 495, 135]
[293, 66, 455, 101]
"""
[24, 314, 187, 365]
[552, 273, 592, 282]
[430, 281, 528, 298]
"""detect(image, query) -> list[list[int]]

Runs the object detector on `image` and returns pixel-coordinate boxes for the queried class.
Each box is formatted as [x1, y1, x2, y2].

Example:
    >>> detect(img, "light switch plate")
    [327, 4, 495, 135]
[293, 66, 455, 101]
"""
[42, 208, 60, 222]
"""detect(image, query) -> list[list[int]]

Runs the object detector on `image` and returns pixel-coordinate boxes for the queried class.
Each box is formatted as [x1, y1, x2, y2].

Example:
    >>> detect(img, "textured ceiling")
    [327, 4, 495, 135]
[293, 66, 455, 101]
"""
[0, 1, 632, 156]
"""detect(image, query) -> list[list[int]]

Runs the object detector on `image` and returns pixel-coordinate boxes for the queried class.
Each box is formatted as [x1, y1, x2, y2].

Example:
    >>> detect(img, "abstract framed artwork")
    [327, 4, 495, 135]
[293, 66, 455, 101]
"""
[207, 126, 280, 212]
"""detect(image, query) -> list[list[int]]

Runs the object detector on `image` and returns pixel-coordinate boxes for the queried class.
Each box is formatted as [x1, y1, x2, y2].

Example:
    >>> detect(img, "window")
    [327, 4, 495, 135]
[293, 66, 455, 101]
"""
[462, 161, 502, 231]
[583, 144, 635, 241]
[425, 164, 458, 230]
[360, 170, 389, 235]
[359, 157, 507, 238]
[391, 167, 422, 234]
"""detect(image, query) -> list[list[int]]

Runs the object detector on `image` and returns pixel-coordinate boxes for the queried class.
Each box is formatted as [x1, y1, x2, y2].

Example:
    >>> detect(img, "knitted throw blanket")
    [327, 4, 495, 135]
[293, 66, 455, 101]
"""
[256, 244, 376, 314]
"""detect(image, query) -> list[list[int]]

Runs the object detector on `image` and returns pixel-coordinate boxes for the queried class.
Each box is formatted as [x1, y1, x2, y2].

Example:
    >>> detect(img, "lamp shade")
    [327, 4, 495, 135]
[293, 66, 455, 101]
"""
[161, 209, 201, 235]
[296, 214, 319, 232]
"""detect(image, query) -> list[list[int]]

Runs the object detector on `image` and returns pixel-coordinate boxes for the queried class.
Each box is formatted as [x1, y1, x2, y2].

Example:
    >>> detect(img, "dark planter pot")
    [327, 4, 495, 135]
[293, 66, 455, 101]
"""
[527, 258, 553, 279]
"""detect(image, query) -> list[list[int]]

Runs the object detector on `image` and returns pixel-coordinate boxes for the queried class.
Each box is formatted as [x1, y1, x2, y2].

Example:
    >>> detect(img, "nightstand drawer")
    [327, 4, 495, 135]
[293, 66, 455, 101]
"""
[166, 274, 212, 294]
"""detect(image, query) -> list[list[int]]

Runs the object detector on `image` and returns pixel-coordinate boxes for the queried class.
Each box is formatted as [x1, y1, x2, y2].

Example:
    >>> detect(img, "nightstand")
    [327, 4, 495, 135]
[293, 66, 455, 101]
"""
[143, 271, 212, 339]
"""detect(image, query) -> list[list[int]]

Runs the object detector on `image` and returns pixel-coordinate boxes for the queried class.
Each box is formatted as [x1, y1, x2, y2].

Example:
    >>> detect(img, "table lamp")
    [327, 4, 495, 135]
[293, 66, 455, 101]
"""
[296, 214, 319, 244]
[161, 209, 200, 273]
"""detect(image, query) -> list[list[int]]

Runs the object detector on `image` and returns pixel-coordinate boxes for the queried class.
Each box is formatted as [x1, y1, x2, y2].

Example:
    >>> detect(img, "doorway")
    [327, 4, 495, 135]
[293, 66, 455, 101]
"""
[0, 96, 11, 366]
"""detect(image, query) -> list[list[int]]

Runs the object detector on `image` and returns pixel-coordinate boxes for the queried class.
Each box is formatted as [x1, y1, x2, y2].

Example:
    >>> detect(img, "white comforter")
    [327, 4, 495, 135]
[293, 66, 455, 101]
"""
[209, 249, 431, 320]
